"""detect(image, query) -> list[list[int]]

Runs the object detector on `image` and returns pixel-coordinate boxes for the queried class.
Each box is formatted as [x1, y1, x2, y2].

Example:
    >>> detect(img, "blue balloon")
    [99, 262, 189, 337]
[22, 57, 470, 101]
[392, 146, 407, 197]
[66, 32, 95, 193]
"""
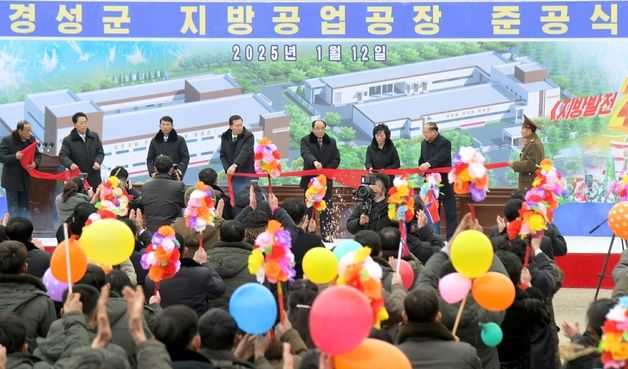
[229, 283, 277, 334]
[333, 240, 362, 260]
[480, 322, 503, 347]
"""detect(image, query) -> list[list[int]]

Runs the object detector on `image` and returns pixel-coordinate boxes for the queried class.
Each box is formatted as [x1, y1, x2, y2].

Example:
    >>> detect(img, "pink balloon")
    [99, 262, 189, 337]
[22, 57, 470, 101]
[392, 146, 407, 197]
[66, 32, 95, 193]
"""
[310, 285, 374, 355]
[42, 268, 69, 302]
[438, 272, 472, 304]
[392, 259, 415, 289]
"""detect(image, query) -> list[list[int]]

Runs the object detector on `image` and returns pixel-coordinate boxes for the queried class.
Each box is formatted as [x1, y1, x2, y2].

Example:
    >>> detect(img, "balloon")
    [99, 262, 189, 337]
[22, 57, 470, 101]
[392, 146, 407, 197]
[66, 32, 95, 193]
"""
[609, 202, 628, 239]
[333, 240, 362, 261]
[42, 268, 69, 302]
[50, 239, 87, 283]
[392, 259, 415, 289]
[334, 338, 412, 369]
[79, 218, 134, 266]
[472, 272, 516, 312]
[480, 322, 503, 347]
[229, 283, 277, 334]
[310, 285, 373, 355]
[87, 258, 113, 273]
[450, 230, 493, 278]
[439, 272, 472, 304]
[303, 247, 338, 284]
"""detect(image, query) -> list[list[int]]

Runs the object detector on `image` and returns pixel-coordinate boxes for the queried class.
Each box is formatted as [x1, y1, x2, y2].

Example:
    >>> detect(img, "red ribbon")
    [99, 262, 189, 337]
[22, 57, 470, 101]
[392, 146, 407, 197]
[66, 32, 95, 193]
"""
[20, 142, 81, 181]
[228, 162, 509, 206]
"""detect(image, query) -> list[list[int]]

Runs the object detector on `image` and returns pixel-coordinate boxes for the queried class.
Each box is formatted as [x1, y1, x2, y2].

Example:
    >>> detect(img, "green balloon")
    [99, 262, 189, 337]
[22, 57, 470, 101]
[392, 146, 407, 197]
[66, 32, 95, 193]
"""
[480, 322, 503, 347]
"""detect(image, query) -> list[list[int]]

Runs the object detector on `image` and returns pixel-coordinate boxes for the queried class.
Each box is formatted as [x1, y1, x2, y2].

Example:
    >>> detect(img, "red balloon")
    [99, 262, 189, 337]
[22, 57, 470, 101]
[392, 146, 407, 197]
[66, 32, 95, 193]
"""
[309, 286, 374, 355]
[392, 259, 415, 289]
[50, 239, 88, 283]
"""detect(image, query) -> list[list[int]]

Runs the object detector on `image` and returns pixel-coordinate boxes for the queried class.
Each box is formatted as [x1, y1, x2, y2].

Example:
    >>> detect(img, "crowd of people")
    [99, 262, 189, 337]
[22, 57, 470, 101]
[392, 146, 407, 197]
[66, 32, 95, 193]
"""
[0, 113, 625, 369]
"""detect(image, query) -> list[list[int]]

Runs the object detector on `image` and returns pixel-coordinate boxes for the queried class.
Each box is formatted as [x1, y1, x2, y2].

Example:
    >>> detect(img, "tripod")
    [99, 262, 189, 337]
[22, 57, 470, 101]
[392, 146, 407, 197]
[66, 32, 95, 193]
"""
[591, 218, 627, 301]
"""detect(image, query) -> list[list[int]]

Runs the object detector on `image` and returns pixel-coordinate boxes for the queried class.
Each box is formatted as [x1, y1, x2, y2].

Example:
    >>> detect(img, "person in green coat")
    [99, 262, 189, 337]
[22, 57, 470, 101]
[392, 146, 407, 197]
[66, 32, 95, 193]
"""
[509, 116, 545, 191]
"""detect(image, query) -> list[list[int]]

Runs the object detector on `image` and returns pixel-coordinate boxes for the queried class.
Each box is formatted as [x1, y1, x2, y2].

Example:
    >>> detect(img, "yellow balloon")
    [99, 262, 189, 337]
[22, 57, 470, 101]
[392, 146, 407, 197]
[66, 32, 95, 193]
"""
[79, 219, 135, 266]
[303, 247, 338, 284]
[450, 230, 493, 278]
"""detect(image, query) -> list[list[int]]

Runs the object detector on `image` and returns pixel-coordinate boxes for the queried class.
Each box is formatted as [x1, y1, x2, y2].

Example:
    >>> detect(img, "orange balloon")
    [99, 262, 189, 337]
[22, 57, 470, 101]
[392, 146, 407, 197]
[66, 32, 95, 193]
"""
[608, 202, 628, 239]
[50, 239, 88, 283]
[334, 338, 412, 369]
[87, 258, 113, 273]
[471, 272, 515, 312]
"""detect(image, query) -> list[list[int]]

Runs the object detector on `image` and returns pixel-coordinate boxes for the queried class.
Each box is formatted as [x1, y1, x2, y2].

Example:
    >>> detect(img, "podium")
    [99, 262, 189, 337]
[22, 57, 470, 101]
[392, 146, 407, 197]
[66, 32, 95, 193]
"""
[29, 154, 62, 237]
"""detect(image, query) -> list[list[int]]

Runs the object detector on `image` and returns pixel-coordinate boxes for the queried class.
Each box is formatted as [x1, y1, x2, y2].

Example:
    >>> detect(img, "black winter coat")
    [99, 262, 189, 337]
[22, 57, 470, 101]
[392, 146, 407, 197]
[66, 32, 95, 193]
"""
[145, 258, 225, 317]
[292, 231, 324, 279]
[141, 173, 185, 233]
[497, 288, 551, 369]
[346, 198, 394, 234]
[419, 133, 453, 195]
[219, 127, 255, 174]
[146, 129, 190, 177]
[364, 139, 400, 170]
[299, 132, 340, 189]
[0, 134, 40, 192]
[58, 128, 105, 188]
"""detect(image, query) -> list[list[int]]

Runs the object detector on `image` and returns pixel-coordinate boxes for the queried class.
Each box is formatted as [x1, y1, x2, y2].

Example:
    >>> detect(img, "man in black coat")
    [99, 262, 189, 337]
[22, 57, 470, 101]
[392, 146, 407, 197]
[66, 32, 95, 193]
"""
[141, 155, 185, 233]
[418, 122, 458, 240]
[346, 173, 395, 235]
[0, 121, 40, 217]
[58, 112, 105, 189]
[300, 120, 340, 242]
[219, 115, 255, 198]
[6, 217, 50, 279]
[281, 198, 323, 278]
[146, 241, 225, 317]
[146, 115, 190, 180]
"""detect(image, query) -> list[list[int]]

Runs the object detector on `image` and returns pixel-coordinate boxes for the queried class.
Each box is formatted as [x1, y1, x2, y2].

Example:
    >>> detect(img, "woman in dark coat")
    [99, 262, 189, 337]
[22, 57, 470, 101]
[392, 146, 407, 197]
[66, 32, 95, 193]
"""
[365, 124, 400, 180]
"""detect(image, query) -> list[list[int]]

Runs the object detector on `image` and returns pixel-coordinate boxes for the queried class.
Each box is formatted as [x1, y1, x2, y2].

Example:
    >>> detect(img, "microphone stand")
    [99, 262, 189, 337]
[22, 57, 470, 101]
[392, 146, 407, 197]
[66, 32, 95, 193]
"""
[591, 218, 625, 301]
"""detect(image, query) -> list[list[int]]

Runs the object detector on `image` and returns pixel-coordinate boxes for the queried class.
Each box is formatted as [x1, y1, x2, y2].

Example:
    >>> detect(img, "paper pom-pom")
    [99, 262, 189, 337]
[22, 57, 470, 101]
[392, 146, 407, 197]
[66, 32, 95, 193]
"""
[600, 297, 628, 368]
[248, 220, 295, 284]
[184, 181, 216, 233]
[507, 188, 549, 240]
[531, 159, 565, 221]
[95, 176, 129, 216]
[305, 175, 328, 211]
[387, 176, 415, 222]
[337, 247, 389, 328]
[254, 137, 282, 178]
[141, 226, 181, 283]
[448, 147, 489, 202]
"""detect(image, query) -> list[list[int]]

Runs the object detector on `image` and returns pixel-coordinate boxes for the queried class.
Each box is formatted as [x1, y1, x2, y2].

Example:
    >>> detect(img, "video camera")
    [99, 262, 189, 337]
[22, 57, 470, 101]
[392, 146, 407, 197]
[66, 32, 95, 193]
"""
[353, 175, 376, 215]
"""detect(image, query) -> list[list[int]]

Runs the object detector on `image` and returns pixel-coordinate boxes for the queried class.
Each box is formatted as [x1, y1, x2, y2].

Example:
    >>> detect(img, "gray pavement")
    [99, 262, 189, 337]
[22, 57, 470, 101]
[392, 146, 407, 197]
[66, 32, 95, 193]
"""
[554, 288, 612, 346]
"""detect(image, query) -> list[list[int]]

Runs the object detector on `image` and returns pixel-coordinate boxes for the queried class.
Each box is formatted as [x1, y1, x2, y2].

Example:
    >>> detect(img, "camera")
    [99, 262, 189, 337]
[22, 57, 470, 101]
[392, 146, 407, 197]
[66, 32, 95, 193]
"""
[171, 164, 182, 180]
[353, 175, 376, 215]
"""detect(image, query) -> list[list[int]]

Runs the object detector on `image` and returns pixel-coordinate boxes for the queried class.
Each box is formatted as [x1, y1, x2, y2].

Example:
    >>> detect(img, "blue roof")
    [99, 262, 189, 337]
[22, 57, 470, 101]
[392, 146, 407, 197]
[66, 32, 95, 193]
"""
[322, 51, 506, 89]
[353, 84, 515, 123]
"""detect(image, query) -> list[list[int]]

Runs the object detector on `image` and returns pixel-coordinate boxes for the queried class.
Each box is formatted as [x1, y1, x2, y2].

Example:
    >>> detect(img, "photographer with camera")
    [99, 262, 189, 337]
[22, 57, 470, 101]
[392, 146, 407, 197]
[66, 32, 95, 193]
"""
[346, 173, 395, 235]
[141, 155, 185, 233]
[146, 116, 190, 181]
